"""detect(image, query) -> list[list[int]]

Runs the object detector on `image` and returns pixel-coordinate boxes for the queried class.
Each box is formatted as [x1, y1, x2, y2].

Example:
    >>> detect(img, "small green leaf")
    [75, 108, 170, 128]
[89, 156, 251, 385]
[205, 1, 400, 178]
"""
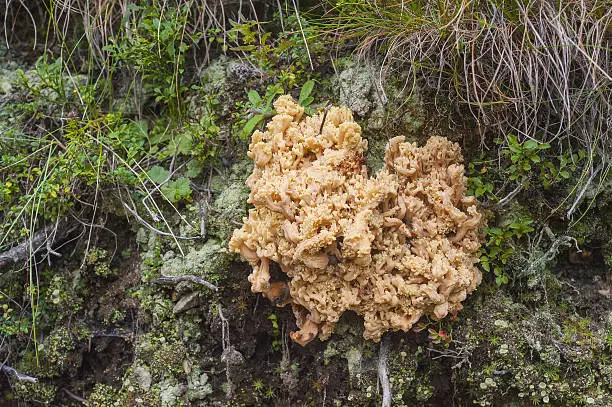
[135, 120, 148, 137]
[304, 106, 317, 116]
[186, 159, 202, 178]
[161, 177, 191, 203]
[173, 177, 191, 197]
[524, 140, 538, 150]
[299, 80, 315, 105]
[248, 90, 262, 106]
[167, 134, 193, 156]
[242, 114, 265, 137]
[147, 166, 169, 184]
[301, 96, 314, 107]
[265, 85, 283, 107]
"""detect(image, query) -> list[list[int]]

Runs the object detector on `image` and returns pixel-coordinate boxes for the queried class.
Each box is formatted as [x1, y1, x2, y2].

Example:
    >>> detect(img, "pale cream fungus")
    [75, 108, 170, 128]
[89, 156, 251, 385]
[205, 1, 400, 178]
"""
[230, 95, 482, 346]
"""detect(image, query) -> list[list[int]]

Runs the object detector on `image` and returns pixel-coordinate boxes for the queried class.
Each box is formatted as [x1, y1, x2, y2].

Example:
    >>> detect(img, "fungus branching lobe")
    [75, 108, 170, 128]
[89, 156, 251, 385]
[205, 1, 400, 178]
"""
[230, 96, 482, 346]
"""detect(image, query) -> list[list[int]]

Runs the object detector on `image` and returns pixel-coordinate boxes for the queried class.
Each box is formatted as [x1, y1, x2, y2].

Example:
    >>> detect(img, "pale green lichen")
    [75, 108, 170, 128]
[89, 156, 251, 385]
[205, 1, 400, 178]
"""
[187, 56, 230, 119]
[160, 239, 230, 283]
[158, 378, 183, 407]
[200, 57, 228, 93]
[208, 182, 250, 241]
[207, 156, 253, 244]
[186, 368, 213, 401]
[336, 60, 385, 118]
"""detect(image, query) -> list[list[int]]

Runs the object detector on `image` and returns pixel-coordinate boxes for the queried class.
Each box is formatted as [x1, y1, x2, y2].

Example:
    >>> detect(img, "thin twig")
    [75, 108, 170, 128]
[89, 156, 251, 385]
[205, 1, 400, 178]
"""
[218, 303, 234, 399]
[495, 181, 525, 208]
[567, 164, 602, 219]
[62, 388, 87, 404]
[291, 0, 313, 70]
[152, 275, 219, 291]
[122, 202, 198, 241]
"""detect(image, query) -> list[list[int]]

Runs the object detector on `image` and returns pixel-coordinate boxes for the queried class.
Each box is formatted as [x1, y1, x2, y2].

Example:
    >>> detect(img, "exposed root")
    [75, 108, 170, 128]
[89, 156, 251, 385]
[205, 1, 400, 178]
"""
[62, 388, 87, 404]
[218, 304, 233, 399]
[377, 335, 391, 407]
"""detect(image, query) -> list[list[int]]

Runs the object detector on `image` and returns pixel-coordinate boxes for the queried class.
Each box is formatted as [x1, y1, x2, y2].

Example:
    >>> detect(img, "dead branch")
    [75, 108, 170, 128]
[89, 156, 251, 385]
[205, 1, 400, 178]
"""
[0, 218, 74, 269]
[1, 364, 37, 383]
[495, 181, 525, 208]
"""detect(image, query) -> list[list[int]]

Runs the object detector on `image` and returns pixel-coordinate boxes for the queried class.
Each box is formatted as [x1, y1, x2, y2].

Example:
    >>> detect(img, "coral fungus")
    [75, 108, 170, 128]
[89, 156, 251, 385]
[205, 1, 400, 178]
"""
[230, 95, 482, 345]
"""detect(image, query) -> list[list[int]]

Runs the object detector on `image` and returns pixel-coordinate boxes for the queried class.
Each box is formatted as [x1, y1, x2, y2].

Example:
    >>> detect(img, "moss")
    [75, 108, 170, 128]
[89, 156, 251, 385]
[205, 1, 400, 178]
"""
[451, 291, 612, 406]
[386, 343, 434, 405]
[570, 212, 611, 246]
[46, 274, 78, 314]
[132, 333, 184, 379]
[120, 366, 157, 406]
[85, 247, 115, 278]
[119, 332, 190, 406]
[19, 326, 79, 378]
[12, 381, 57, 404]
[137, 290, 175, 329]
[150, 341, 185, 379]
[87, 383, 124, 407]
[320, 316, 380, 405]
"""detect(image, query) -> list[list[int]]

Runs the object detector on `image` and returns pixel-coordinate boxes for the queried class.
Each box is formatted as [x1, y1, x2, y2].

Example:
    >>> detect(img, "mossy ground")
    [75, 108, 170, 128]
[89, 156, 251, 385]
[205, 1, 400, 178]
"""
[0, 3, 610, 406]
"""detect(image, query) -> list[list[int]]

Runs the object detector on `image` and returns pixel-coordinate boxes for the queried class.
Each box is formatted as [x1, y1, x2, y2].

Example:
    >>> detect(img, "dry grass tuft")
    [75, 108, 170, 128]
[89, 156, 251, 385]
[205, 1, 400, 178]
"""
[311, 0, 611, 212]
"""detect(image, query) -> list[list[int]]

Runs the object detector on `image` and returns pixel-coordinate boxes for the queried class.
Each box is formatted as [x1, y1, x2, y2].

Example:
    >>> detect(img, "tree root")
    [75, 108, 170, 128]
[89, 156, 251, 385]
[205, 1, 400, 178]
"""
[378, 335, 391, 407]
